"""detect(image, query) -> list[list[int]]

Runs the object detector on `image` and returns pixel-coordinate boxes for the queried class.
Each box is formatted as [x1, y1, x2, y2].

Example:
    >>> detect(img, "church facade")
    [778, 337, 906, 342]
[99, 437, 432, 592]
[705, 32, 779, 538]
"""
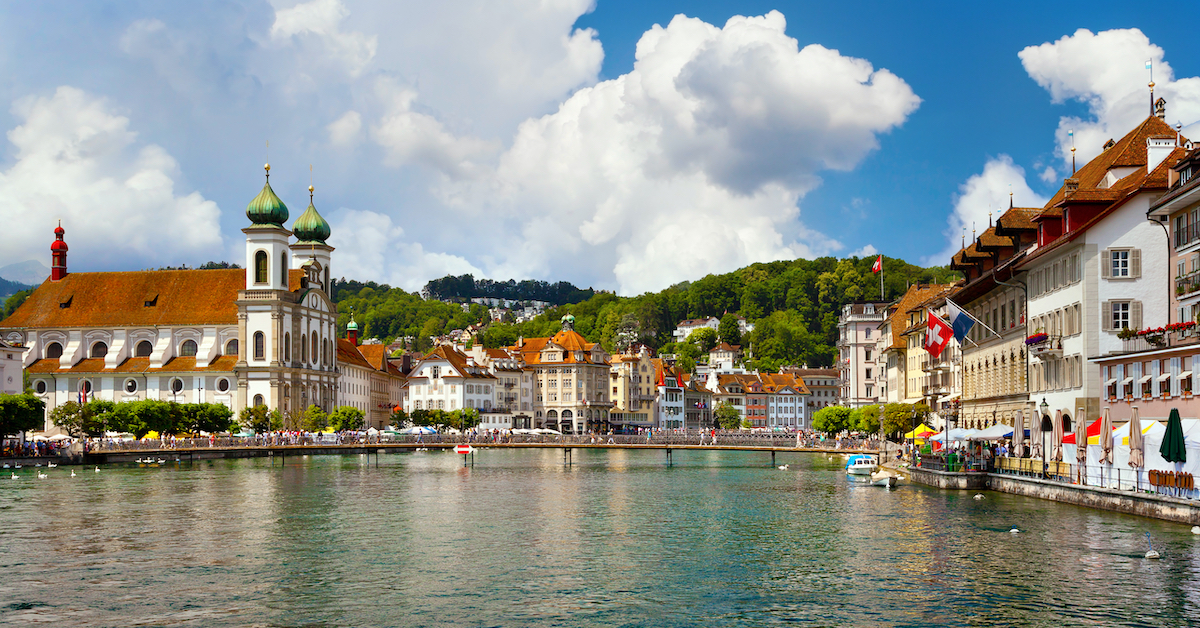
[0, 166, 342, 430]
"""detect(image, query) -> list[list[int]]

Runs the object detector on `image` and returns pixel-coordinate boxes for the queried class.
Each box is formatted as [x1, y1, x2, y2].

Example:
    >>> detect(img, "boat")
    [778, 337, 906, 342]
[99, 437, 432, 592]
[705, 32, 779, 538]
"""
[845, 454, 878, 475]
[870, 469, 900, 488]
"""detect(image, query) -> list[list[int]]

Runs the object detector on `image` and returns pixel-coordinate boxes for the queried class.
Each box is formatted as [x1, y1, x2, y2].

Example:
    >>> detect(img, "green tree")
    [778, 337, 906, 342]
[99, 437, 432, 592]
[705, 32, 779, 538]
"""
[686, 327, 718, 352]
[812, 406, 852, 435]
[718, 314, 742, 347]
[330, 406, 365, 432]
[0, 393, 45, 436]
[447, 407, 481, 431]
[856, 405, 881, 433]
[238, 404, 271, 434]
[302, 405, 329, 432]
[269, 409, 284, 431]
[390, 407, 408, 427]
[3, 288, 33, 318]
[714, 402, 742, 429]
[48, 401, 89, 437]
[188, 403, 234, 434]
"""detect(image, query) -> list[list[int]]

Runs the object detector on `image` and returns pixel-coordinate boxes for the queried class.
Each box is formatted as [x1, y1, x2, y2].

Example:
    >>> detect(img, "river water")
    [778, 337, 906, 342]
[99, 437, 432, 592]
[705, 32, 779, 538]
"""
[1, 448, 1198, 627]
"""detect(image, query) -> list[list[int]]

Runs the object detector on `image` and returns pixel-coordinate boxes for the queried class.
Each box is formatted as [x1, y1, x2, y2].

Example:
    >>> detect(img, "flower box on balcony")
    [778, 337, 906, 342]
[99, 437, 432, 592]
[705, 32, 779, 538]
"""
[1029, 335, 1062, 359]
[1025, 333, 1049, 345]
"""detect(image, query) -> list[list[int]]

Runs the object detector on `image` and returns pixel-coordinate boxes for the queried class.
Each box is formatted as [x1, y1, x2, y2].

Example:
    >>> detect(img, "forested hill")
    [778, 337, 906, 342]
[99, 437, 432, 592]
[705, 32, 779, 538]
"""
[422, 274, 595, 305]
[331, 256, 959, 371]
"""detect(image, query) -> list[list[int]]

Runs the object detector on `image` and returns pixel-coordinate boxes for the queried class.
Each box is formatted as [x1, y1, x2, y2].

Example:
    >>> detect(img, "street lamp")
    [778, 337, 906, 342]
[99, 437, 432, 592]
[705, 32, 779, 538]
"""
[1039, 397, 1051, 478]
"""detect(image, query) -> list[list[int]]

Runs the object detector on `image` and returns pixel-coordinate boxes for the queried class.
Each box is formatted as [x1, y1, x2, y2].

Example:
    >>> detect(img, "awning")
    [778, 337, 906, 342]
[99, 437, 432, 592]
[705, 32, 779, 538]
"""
[1121, 377, 1133, 385]
[1105, 378, 1118, 386]
[1139, 375, 1152, 384]
[1158, 373, 1172, 382]
[1178, 371, 1193, 380]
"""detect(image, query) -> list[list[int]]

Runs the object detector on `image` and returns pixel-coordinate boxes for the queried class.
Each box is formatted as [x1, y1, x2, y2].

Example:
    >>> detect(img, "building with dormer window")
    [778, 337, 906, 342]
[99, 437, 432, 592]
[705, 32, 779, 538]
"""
[511, 314, 612, 434]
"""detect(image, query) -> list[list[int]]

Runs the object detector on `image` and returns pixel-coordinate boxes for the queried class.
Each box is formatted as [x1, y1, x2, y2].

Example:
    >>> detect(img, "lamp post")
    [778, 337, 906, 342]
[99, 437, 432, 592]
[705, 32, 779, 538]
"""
[1039, 397, 1051, 478]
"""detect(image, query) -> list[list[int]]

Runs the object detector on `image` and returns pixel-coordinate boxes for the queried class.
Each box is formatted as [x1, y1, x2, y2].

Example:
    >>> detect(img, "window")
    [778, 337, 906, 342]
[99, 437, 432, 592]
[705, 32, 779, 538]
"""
[1112, 250, 1129, 277]
[311, 334, 318, 364]
[865, 328, 871, 339]
[125, 379, 138, 393]
[224, 339, 238, 356]
[281, 252, 289, 287]
[865, 368, 872, 380]
[864, 349, 872, 361]
[136, 340, 153, 357]
[90, 342, 108, 358]
[254, 251, 268, 284]
[431, 366, 440, 379]
[180, 340, 198, 357]
[254, 332, 265, 359]
[170, 378, 185, 394]
[80, 380, 92, 395]
[253, 394, 264, 407]
[301, 334, 308, 363]
[284, 333, 291, 361]
[35, 380, 47, 394]
[217, 378, 230, 393]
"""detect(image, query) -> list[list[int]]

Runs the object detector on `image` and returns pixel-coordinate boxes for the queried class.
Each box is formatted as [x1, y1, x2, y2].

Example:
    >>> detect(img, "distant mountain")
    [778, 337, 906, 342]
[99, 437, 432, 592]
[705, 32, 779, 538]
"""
[0, 260, 49, 286]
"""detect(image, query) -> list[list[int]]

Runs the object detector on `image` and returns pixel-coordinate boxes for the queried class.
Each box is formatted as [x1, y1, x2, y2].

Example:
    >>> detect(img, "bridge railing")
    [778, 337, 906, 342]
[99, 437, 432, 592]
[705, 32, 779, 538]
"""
[82, 431, 879, 452]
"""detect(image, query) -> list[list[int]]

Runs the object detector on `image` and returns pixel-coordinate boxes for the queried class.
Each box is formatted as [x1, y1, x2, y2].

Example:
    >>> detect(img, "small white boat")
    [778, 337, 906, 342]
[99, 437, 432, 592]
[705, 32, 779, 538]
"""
[870, 469, 899, 488]
[846, 454, 878, 475]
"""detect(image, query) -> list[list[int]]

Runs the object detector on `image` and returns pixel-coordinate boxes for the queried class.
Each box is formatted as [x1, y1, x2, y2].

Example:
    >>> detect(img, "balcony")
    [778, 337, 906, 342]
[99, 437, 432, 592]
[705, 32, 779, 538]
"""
[1177, 271, 1200, 298]
[1026, 334, 1062, 360]
[922, 384, 951, 397]
[921, 357, 952, 373]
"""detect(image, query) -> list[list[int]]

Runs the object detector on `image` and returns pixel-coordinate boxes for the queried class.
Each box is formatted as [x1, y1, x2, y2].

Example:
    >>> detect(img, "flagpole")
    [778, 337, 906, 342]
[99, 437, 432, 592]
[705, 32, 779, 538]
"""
[880, 259, 884, 301]
[946, 297, 1002, 339]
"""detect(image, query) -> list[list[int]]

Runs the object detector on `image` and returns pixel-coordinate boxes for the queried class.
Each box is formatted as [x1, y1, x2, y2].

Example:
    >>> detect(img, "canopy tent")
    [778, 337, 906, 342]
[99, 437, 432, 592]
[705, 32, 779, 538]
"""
[1063, 416, 1103, 445]
[969, 424, 1013, 440]
[400, 426, 437, 435]
[904, 423, 935, 440]
[930, 428, 977, 442]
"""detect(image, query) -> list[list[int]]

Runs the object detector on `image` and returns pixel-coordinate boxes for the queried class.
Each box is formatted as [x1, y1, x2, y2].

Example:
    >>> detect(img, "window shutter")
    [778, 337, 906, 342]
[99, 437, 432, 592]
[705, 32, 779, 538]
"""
[1132, 301, 1143, 329]
[1101, 250, 1111, 279]
[1131, 249, 1142, 278]
[1101, 301, 1111, 331]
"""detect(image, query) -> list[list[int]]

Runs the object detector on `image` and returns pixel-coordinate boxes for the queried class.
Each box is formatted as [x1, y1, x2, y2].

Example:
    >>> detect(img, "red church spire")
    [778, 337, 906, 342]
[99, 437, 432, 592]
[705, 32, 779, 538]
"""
[50, 221, 68, 281]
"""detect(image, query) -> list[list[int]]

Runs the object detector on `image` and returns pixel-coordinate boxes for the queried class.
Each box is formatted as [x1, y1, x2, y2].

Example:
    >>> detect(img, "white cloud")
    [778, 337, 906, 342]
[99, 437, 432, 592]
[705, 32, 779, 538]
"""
[849, 244, 878, 258]
[370, 81, 499, 177]
[0, 86, 224, 271]
[327, 110, 362, 146]
[270, 0, 377, 77]
[924, 155, 1047, 267]
[1019, 28, 1200, 169]
[438, 11, 918, 294]
[327, 208, 482, 291]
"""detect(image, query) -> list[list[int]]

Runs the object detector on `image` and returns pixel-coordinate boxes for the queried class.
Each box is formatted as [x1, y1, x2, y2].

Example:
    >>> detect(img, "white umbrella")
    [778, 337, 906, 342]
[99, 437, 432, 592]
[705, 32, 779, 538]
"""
[366, 427, 380, 435]
[1029, 403, 1044, 460]
[1012, 410, 1025, 457]
[48, 434, 73, 441]
[1098, 407, 1114, 486]
[31, 434, 49, 441]
[1129, 406, 1145, 490]
[1076, 406, 1089, 484]
[1052, 409, 1065, 462]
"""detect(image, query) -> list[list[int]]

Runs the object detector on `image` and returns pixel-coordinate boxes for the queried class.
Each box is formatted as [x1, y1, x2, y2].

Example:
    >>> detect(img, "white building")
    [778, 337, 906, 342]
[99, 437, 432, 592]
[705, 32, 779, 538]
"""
[1, 338, 28, 395]
[654, 358, 685, 429]
[1018, 113, 1182, 423]
[836, 302, 887, 407]
[405, 344, 497, 417]
[1, 168, 340, 429]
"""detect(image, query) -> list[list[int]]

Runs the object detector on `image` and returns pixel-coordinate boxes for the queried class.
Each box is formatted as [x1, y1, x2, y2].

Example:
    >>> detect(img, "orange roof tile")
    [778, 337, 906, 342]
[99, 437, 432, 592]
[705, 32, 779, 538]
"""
[24, 354, 238, 375]
[337, 338, 374, 370]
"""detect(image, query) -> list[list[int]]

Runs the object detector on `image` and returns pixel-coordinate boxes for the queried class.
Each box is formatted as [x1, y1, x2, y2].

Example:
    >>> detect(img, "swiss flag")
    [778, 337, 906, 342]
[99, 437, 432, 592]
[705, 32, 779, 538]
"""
[871, 255, 882, 274]
[925, 312, 954, 359]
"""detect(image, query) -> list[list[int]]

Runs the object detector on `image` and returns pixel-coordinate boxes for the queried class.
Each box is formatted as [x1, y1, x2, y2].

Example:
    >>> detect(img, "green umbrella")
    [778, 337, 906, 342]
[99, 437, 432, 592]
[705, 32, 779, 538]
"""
[1160, 408, 1187, 464]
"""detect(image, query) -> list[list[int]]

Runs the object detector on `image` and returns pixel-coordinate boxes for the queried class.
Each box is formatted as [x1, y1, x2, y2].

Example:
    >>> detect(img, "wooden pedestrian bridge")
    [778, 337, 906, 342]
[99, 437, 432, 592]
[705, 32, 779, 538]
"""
[75, 433, 879, 466]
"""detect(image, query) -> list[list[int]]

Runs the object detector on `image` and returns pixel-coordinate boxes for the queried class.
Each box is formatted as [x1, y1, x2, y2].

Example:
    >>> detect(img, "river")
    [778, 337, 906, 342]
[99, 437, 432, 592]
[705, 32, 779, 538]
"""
[1, 448, 1196, 627]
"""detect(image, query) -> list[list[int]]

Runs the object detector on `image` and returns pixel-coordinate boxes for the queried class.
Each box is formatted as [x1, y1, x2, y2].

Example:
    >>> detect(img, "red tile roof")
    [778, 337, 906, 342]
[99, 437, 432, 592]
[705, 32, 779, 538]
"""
[24, 354, 238, 375]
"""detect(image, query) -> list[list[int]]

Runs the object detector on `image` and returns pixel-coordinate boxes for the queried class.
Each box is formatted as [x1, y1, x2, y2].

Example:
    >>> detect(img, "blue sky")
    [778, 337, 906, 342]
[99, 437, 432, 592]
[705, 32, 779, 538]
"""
[1, 1, 1198, 295]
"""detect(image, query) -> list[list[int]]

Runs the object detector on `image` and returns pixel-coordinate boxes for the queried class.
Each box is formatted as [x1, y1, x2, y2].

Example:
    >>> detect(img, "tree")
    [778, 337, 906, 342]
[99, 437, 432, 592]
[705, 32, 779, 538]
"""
[812, 406, 852, 435]
[614, 313, 640, 352]
[718, 314, 742, 347]
[302, 405, 329, 432]
[714, 402, 742, 430]
[0, 393, 45, 436]
[856, 405, 881, 433]
[238, 405, 271, 434]
[686, 327, 718, 353]
[330, 406, 365, 432]
[881, 403, 930, 439]
[390, 407, 408, 427]
[448, 407, 481, 431]
[48, 401, 89, 437]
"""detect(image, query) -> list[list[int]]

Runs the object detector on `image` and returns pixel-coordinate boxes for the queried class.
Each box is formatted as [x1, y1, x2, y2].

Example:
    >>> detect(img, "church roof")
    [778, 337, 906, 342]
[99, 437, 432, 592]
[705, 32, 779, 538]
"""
[0, 269, 246, 329]
[25, 354, 239, 375]
[246, 172, 289, 227]
[292, 194, 331, 245]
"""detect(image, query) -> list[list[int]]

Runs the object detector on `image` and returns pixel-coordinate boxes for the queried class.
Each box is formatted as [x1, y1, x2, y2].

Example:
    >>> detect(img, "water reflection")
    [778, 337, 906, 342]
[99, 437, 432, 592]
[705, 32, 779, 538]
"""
[0, 449, 1198, 626]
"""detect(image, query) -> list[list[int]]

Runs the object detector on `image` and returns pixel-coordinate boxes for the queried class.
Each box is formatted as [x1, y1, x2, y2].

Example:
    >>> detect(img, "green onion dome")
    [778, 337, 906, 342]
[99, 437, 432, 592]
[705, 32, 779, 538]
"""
[292, 185, 331, 244]
[246, 164, 289, 227]
[346, 316, 358, 331]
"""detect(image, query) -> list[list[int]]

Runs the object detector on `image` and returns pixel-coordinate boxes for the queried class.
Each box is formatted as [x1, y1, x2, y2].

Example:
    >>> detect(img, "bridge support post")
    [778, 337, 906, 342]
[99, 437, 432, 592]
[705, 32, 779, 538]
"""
[666, 448, 672, 466]
[564, 448, 572, 466]
[772, 450, 776, 467]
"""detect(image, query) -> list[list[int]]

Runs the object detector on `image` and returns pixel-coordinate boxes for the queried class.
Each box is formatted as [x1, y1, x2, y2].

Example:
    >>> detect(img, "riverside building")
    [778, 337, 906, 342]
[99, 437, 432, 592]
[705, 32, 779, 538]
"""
[0, 167, 341, 429]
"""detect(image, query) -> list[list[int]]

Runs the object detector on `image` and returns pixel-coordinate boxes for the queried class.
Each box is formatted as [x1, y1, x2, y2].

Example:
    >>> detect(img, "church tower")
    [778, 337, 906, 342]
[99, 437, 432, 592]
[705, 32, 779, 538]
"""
[243, 164, 292, 291]
[290, 184, 334, 295]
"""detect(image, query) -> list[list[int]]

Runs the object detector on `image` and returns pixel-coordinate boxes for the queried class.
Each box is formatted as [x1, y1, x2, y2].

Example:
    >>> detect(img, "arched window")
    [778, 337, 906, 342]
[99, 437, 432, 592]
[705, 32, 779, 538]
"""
[45, 342, 63, 359]
[311, 334, 318, 364]
[180, 340, 198, 357]
[561, 410, 573, 419]
[136, 341, 153, 357]
[546, 410, 558, 419]
[254, 250, 268, 284]
[281, 252, 288, 287]
[301, 334, 308, 363]
[284, 333, 291, 361]
[254, 331, 265, 360]
[90, 342, 108, 358]
[224, 339, 238, 357]
[253, 394, 264, 407]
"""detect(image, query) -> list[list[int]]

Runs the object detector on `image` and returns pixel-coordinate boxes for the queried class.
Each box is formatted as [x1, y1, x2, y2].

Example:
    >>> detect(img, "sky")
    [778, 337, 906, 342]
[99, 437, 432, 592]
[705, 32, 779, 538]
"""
[1, 1, 1199, 296]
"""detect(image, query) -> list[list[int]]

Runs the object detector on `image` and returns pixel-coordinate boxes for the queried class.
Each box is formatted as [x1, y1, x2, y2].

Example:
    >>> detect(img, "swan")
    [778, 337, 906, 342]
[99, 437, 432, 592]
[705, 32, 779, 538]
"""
[1192, 526, 1200, 535]
[37, 472, 48, 479]
[47, 462, 57, 468]
[9, 473, 16, 479]
[974, 494, 984, 500]
[778, 464, 789, 470]
[94, 466, 100, 473]
[157, 459, 166, 464]
[70, 470, 77, 477]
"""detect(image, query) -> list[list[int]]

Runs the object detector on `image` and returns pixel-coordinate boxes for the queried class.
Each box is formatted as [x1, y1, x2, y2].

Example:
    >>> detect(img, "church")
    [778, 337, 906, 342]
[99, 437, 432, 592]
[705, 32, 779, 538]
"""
[0, 165, 343, 429]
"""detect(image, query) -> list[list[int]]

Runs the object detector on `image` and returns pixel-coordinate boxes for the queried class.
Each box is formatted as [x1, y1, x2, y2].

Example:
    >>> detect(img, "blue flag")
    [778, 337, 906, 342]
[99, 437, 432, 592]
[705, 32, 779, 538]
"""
[946, 301, 974, 342]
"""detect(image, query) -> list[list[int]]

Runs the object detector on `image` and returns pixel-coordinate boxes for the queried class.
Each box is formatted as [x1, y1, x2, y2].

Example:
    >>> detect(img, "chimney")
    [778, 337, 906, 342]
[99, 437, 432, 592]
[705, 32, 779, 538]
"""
[1147, 136, 1176, 173]
[50, 221, 68, 281]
